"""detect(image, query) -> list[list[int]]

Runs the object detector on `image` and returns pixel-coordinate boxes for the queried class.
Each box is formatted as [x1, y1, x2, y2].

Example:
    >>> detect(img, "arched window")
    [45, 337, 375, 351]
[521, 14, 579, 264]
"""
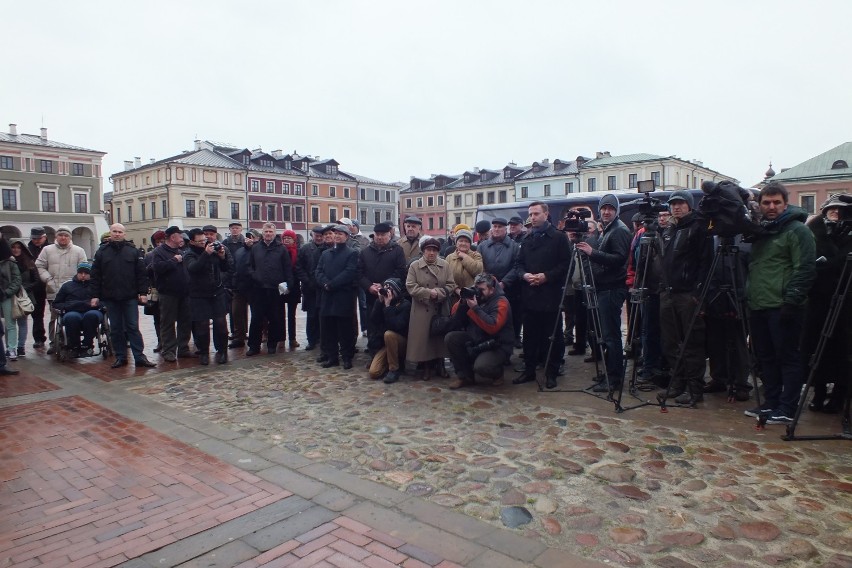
[831, 159, 848, 169]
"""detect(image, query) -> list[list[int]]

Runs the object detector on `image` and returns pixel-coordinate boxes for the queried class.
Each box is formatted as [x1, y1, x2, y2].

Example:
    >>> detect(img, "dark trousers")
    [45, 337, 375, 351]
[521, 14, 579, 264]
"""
[159, 293, 191, 357]
[365, 295, 384, 355]
[506, 288, 523, 339]
[31, 289, 47, 343]
[249, 288, 285, 349]
[660, 291, 706, 395]
[321, 314, 356, 362]
[62, 310, 103, 349]
[522, 309, 564, 378]
[284, 301, 299, 341]
[446, 330, 506, 381]
[305, 305, 320, 347]
[706, 316, 750, 389]
[192, 316, 228, 353]
[597, 288, 627, 385]
[103, 299, 145, 361]
[640, 293, 662, 375]
[357, 288, 368, 332]
[750, 308, 805, 416]
[569, 293, 588, 350]
[230, 290, 248, 339]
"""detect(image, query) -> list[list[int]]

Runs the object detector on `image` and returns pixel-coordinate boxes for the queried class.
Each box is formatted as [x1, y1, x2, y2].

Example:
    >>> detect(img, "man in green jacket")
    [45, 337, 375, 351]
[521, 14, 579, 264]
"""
[745, 182, 816, 424]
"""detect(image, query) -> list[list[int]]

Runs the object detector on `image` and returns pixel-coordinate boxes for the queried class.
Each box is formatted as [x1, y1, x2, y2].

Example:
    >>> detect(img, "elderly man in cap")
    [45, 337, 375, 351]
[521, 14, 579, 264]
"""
[296, 226, 328, 351]
[52, 261, 103, 355]
[144, 230, 167, 352]
[152, 226, 192, 362]
[315, 224, 360, 369]
[358, 222, 407, 357]
[26, 227, 49, 348]
[399, 216, 423, 263]
[35, 225, 87, 353]
[478, 217, 522, 345]
[508, 216, 527, 243]
[247, 222, 293, 356]
[90, 223, 155, 368]
[222, 221, 246, 344]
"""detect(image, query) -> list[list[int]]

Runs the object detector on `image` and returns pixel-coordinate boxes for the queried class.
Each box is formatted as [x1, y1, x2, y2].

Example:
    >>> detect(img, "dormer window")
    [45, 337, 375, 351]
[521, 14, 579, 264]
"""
[480, 172, 488, 182]
[464, 175, 472, 183]
[260, 159, 273, 167]
[327, 165, 338, 175]
[831, 159, 849, 169]
[284, 159, 291, 169]
[504, 169, 511, 179]
[242, 156, 249, 165]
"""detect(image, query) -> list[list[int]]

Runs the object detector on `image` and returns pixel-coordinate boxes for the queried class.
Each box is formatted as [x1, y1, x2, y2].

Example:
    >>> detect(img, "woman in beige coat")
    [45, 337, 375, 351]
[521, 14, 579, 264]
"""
[443, 229, 483, 306]
[406, 238, 456, 380]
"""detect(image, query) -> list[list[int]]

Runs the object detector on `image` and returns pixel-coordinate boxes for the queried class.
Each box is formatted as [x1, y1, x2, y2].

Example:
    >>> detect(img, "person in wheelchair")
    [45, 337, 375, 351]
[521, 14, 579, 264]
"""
[53, 262, 103, 356]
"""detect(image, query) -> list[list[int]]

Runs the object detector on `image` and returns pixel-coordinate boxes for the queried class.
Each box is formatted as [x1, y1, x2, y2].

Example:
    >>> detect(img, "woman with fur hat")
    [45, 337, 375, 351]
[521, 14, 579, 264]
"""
[444, 229, 483, 305]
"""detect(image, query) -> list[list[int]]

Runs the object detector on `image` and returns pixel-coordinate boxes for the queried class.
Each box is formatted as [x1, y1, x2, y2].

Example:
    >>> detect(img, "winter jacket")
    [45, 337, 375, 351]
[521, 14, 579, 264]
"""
[90, 240, 148, 301]
[452, 287, 515, 359]
[233, 244, 255, 296]
[315, 243, 359, 317]
[296, 241, 326, 311]
[152, 243, 190, 297]
[516, 223, 571, 311]
[398, 237, 421, 264]
[445, 250, 484, 290]
[357, 241, 407, 291]
[478, 237, 520, 286]
[11, 240, 38, 305]
[35, 242, 88, 300]
[53, 275, 97, 313]
[25, 240, 47, 297]
[184, 245, 233, 298]
[660, 211, 713, 295]
[222, 234, 245, 287]
[588, 218, 631, 291]
[746, 206, 816, 310]
[0, 259, 22, 301]
[369, 296, 412, 337]
[249, 237, 293, 291]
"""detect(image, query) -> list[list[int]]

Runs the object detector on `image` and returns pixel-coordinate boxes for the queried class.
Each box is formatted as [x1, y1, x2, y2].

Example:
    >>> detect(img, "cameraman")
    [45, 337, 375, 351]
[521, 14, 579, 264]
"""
[185, 228, 233, 365]
[445, 273, 514, 389]
[369, 278, 411, 384]
[575, 194, 631, 392]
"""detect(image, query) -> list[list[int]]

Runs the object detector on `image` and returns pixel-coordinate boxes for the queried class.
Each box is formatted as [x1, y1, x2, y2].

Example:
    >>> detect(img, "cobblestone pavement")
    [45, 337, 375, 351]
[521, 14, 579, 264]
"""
[130, 342, 852, 568]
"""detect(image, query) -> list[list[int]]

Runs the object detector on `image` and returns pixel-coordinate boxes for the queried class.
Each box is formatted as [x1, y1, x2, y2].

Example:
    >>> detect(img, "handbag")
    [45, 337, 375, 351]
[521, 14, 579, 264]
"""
[429, 297, 460, 337]
[11, 288, 35, 319]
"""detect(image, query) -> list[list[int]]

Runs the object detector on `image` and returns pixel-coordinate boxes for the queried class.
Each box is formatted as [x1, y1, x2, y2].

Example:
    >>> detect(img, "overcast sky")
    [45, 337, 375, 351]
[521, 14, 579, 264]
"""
[5, 0, 851, 190]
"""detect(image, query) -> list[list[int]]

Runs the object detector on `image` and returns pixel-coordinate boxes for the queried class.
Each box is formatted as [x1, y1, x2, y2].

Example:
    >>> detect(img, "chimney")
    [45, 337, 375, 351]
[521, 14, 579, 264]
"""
[149, 158, 155, 164]
[271, 149, 283, 158]
[542, 158, 550, 165]
[124, 160, 134, 171]
[194, 139, 202, 150]
[40, 127, 48, 140]
[134, 157, 141, 168]
[8, 124, 17, 136]
[473, 167, 480, 174]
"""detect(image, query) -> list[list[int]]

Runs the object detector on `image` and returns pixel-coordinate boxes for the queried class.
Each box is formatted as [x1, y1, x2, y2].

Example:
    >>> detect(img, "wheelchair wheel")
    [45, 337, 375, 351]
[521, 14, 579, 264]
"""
[55, 322, 68, 362]
[100, 310, 113, 358]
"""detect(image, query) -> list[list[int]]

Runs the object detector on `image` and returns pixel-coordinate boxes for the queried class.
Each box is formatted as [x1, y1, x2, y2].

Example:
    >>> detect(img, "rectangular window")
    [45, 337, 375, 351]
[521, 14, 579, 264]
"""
[454, 195, 462, 207]
[266, 181, 275, 193]
[330, 186, 337, 198]
[374, 211, 381, 225]
[628, 174, 638, 188]
[282, 183, 290, 195]
[294, 183, 303, 195]
[329, 207, 337, 223]
[2, 188, 17, 210]
[428, 217, 434, 230]
[72, 163, 85, 176]
[543, 185, 551, 197]
[521, 186, 528, 198]
[498, 190, 507, 203]
[476, 193, 484, 205]
[486, 191, 495, 204]
[0, 156, 13, 170]
[385, 191, 391, 202]
[800, 194, 816, 215]
[251, 203, 260, 220]
[186, 199, 196, 217]
[608, 176, 617, 191]
[343, 208, 351, 219]
[117, 208, 121, 223]
[209, 200, 219, 219]
[231, 202, 240, 219]
[151, 202, 156, 219]
[312, 184, 318, 196]
[361, 210, 368, 225]
[344, 187, 350, 198]
[455, 214, 462, 225]
[266, 204, 276, 221]
[565, 182, 575, 194]
[438, 196, 443, 206]
[360, 188, 366, 201]
[40, 160, 53, 173]
[427, 196, 434, 207]
[251, 179, 259, 192]
[374, 189, 380, 201]
[385, 210, 391, 221]
[41, 191, 57, 212]
[405, 198, 412, 208]
[588, 178, 597, 192]
[295, 206, 304, 222]
[311, 207, 319, 223]
[416, 197, 423, 208]
[127, 205, 132, 222]
[651, 171, 661, 187]
[439, 217, 444, 229]
[162, 200, 168, 218]
[282, 205, 291, 221]
[141, 202, 146, 220]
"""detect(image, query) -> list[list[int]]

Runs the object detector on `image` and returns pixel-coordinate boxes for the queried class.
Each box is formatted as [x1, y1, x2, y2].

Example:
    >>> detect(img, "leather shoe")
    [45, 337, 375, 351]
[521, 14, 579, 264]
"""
[267, 347, 277, 355]
[545, 376, 557, 389]
[383, 370, 400, 384]
[342, 360, 353, 370]
[316, 354, 329, 363]
[178, 351, 195, 358]
[163, 353, 177, 362]
[568, 348, 586, 356]
[321, 360, 339, 368]
[583, 355, 600, 363]
[216, 351, 227, 364]
[512, 372, 536, 385]
[0, 367, 20, 375]
[135, 357, 156, 368]
[592, 381, 619, 393]
[246, 348, 260, 356]
[304, 344, 316, 351]
[111, 359, 127, 368]
[228, 340, 245, 349]
[198, 354, 209, 365]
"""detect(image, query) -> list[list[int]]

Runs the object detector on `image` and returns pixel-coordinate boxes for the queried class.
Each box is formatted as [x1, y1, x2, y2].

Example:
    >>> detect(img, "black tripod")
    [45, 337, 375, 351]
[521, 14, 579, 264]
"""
[782, 253, 852, 441]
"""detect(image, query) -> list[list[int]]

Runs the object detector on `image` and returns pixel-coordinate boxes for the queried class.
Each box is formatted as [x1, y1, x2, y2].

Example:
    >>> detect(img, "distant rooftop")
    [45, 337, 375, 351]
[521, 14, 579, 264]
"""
[0, 125, 104, 154]
[769, 142, 852, 182]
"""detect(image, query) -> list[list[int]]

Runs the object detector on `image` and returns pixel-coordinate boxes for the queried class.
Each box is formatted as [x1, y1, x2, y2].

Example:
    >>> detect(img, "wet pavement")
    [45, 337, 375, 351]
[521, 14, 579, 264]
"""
[1, 311, 850, 567]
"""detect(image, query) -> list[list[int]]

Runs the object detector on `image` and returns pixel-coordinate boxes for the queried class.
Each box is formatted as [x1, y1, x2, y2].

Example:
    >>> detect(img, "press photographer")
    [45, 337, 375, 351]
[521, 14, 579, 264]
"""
[368, 278, 411, 384]
[445, 273, 514, 389]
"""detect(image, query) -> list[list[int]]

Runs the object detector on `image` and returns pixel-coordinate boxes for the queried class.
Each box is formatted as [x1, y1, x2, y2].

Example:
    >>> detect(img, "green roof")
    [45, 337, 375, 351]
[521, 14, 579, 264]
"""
[582, 153, 664, 167]
[770, 141, 852, 182]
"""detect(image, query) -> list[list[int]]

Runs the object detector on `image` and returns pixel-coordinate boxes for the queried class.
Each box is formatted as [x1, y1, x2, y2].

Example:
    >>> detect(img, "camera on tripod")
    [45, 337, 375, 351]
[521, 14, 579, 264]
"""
[562, 209, 593, 233]
[698, 180, 761, 237]
[636, 180, 668, 218]
[466, 339, 497, 359]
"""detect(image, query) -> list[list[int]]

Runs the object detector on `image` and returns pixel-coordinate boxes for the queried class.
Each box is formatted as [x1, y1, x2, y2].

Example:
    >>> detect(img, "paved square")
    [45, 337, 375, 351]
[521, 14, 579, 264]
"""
[0, 372, 60, 398]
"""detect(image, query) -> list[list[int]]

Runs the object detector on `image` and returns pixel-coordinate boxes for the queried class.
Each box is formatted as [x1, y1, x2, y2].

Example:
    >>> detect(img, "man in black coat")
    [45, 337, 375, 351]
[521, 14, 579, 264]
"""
[27, 226, 49, 348]
[185, 228, 233, 365]
[222, 221, 246, 343]
[315, 225, 359, 369]
[513, 202, 571, 389]
[90, 223, 155, 368]
[358, 222, 407, 356]
[53, 262, 103, 354]
[295, 226, 327, 352]
[152, 226, 192, 362]
[247, 223, 294, 356]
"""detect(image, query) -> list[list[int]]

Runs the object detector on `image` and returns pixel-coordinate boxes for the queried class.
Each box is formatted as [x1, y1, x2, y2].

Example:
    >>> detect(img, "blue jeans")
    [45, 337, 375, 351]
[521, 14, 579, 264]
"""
[103, 299, 145, 361]
[749, 308, 804, 416]
[597, 288, 627, 384]
[63, 310, 104, 349]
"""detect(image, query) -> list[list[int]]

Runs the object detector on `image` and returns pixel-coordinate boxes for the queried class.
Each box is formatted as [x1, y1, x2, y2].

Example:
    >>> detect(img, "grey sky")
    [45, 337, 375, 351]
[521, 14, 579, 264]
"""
[5, 0, 851, 189]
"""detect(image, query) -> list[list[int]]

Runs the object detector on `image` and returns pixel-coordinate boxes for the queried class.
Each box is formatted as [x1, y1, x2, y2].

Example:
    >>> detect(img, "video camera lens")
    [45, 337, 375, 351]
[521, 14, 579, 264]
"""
[460, 286, 477, 300]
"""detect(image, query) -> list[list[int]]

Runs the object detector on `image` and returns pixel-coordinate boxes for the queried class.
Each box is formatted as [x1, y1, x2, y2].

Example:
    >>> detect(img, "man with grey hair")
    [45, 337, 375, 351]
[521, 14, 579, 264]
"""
[35, 225, 87, 353]
[247, 222, 293, 356]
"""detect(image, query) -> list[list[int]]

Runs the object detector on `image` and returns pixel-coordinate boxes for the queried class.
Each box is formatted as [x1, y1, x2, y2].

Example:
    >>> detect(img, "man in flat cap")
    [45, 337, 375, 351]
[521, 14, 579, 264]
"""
[359, 222, 407, 357]
[152, 226, 192, 362]
[295, 226, 328, 352]
[35, 225, 87, 352]
[315, 225, 359, 369]
[27, 227, 49, 348]
[478, 217, 522, 346]
[399, 216, 422, 263]
[508, 216, 526, 243]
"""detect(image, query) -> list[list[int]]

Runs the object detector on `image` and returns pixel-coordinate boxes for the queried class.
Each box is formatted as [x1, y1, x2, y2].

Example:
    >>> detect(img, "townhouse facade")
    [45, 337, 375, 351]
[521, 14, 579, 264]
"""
[762, 142, 852, 214]
[445, 164, 523, 228]
[0, 124, 107, 257]
[577, 152, 735, 194]
[514, 159, 580, 202]
[398, 176, 451, 236]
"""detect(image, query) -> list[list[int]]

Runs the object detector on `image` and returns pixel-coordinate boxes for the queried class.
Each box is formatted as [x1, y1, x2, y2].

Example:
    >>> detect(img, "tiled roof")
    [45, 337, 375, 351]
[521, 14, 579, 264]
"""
[581, 153, 665, 168]
[515, 160, 578, 180]
[170, 149, 245, 169]
[0, 132, 104, 154]
[342, 171, 393, 186]
[769, 142, 852, 182]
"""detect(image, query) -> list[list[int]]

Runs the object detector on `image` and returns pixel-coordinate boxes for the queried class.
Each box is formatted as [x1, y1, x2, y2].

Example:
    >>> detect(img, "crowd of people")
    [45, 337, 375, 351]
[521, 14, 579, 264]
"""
[0, 183, 849, 426]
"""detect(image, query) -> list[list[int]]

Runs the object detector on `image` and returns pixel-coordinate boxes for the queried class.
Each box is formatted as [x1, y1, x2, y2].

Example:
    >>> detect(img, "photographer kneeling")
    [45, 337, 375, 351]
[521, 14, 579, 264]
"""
[369, 278, 411, 384]
[445, 273, 514, 389]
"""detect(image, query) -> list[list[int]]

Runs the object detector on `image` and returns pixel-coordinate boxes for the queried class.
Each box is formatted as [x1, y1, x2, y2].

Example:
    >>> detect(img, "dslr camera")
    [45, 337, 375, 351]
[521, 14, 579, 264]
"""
[459, 286, 481, 301]
[212, 241, 223, 252]
[562, 209, 592, 233]
[379, 286, 391, 298]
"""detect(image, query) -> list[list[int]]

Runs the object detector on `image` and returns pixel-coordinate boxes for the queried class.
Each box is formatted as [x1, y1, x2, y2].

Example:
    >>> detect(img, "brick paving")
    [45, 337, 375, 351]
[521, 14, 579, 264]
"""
[0, 371, 59, 398]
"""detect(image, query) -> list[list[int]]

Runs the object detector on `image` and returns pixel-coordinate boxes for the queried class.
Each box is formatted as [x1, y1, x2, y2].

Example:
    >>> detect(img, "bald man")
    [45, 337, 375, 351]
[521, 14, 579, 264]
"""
[90, 223, 156, 368]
